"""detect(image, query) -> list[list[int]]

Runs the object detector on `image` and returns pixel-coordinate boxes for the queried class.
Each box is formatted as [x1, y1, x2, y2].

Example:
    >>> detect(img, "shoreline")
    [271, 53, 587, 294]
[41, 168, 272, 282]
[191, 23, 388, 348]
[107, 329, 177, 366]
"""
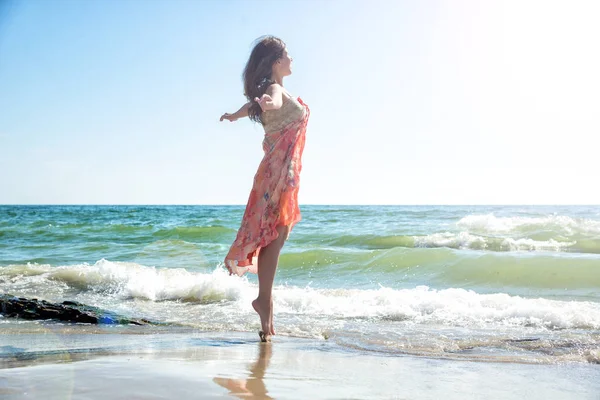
[2, 320, 600, 366]
[1, 325, 600, 399]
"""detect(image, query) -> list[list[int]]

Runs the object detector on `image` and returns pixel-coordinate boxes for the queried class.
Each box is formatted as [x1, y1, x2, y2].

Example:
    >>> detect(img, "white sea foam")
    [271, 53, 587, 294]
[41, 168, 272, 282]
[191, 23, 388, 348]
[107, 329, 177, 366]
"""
[3, 261, 599, 330]
[457, 214, 600, 236]
[1, 259, 251, 302]
[499, 237, 575, 252]
[413, 232, 575, 251]
[413, 232, 488, 249]
[275, 285, 600, 330]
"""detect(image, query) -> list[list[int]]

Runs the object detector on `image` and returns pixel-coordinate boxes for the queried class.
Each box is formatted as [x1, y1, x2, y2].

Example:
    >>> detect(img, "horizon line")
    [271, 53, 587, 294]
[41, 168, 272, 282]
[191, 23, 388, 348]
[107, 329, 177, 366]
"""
[1, 203, 598, 207]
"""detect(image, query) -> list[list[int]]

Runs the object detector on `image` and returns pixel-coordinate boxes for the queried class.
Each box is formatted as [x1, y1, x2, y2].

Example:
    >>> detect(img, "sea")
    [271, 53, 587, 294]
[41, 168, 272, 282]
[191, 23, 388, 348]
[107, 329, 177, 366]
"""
[1, 205, 599, 364]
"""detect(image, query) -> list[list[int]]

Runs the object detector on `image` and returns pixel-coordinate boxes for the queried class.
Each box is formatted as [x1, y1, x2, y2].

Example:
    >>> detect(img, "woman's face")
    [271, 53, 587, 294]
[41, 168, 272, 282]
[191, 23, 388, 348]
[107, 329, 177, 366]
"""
[274, 48, 293, 76]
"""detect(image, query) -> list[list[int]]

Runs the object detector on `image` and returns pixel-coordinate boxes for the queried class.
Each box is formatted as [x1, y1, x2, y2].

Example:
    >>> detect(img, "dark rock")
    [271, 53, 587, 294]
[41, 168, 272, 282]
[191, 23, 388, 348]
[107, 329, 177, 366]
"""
[0, 294, 155, 325]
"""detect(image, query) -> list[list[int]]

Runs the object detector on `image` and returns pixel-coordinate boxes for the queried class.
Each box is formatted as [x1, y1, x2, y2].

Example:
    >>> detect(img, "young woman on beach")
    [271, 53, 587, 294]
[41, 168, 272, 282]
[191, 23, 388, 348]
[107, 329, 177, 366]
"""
[219, 36, 310, 342]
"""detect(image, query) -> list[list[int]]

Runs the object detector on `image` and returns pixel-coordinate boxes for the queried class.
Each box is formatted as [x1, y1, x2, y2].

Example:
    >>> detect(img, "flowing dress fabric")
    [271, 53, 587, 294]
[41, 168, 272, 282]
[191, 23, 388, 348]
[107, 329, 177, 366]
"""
[225, 97, 310, 276]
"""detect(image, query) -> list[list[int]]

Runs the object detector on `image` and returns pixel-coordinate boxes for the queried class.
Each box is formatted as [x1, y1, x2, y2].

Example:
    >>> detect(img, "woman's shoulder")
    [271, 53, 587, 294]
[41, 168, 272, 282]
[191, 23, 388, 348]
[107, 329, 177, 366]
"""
[265, 83, 284, 94]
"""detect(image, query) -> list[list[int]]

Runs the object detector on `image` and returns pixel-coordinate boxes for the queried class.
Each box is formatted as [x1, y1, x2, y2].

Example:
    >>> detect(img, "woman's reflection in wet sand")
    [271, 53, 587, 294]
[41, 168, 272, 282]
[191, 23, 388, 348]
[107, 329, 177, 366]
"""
[213, 343, 273, 399]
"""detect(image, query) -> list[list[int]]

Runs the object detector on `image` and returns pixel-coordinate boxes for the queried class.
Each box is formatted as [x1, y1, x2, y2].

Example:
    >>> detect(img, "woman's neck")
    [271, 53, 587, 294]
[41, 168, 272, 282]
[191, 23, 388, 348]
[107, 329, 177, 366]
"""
[271, 73, 284, 86]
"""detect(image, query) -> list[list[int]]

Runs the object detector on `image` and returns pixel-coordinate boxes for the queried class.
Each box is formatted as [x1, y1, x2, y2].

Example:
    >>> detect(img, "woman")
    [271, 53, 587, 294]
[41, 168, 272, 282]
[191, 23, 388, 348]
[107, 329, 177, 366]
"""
[220, 36, 310, 342]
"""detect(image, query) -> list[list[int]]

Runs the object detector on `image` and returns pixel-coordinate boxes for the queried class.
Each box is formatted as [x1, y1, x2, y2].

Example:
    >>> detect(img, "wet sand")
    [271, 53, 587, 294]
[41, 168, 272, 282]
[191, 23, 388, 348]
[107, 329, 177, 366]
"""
[1, 324, 599, 399]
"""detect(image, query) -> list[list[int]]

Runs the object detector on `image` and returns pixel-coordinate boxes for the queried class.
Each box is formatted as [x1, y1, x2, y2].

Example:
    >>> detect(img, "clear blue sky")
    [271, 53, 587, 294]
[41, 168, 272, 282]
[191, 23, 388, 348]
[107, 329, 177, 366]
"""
[1, 0, 599, 205]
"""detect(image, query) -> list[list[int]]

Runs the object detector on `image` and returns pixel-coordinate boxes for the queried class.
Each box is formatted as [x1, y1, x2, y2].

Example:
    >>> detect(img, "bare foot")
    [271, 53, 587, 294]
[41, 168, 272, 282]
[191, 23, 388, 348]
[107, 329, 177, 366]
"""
[213, 377, 249, 394]
[252, 298, 272, 340]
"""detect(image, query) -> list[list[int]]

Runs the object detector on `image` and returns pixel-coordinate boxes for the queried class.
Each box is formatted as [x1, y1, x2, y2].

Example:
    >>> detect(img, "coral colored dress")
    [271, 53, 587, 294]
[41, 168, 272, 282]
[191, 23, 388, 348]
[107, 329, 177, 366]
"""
[225, 95, 310, 276]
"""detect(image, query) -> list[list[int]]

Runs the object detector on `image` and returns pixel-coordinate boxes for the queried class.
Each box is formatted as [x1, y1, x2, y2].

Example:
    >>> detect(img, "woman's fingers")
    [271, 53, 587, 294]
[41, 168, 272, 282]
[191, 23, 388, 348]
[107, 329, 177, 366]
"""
[254, 94, 273, 111]
[254, 97, 265, 111]
[220, 113, 235, 122]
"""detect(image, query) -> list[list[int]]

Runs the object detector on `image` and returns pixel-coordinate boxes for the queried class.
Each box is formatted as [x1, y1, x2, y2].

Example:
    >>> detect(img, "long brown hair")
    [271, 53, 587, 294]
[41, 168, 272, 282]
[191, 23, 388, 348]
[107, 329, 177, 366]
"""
[243, 36, 286, 124]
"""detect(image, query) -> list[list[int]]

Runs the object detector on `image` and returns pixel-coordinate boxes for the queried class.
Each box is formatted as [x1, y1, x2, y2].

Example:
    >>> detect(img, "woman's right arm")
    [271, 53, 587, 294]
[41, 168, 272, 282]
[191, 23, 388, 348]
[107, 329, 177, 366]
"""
[220, 102, 251, 122]
[220, 84, 284, 121]
[254, 84, 284, 111]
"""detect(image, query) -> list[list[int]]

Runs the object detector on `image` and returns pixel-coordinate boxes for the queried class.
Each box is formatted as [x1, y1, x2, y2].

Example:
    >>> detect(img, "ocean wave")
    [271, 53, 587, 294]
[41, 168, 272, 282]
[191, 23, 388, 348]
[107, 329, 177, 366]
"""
[299, 232, 597, 253]
[0, 260, 247, 302]
[3, 243, 600, 293]
[280, 247, 600, 289]
[413, 232, 577, 252]
[276, 285, 600, 330]
[2, 262, 600, 330]
[457, 214, 600, 236]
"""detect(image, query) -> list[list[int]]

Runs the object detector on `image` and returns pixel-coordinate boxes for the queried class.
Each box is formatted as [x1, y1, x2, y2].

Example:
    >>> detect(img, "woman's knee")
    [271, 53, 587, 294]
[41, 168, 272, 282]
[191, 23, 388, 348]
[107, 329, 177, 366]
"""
[276, 225, 290, 246]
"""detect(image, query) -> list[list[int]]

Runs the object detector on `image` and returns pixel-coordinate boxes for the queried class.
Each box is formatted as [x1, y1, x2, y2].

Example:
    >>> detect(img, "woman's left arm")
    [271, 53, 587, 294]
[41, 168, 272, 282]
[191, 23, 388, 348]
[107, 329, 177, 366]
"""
[220, 102, 251, 122]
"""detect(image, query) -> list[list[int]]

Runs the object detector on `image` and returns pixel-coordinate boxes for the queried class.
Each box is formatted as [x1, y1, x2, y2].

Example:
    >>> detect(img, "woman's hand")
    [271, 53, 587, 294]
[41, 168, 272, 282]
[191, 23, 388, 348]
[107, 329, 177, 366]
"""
[254, 84, 284, 111]
[220, 112, 239, 122]
[254, 94, 274, 112]
[220, 102, 251, 122]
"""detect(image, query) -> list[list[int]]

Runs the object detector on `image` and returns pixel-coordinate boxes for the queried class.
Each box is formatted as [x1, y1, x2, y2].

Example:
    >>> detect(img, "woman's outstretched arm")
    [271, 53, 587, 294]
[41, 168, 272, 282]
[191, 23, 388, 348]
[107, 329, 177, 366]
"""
[220, 102, 251, 122]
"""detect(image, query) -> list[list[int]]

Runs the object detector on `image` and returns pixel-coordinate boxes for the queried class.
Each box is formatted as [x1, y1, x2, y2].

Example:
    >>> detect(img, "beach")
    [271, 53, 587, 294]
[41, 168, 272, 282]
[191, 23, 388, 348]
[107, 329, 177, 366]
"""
[1, 205, 600, 398]
[2, 324, 600, 399]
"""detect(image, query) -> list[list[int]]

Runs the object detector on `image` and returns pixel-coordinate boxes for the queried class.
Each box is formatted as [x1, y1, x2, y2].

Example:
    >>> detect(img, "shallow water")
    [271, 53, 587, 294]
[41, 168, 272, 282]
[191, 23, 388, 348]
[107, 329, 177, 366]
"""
[1, 327, 599, 400]
[1, 205, 600, 363]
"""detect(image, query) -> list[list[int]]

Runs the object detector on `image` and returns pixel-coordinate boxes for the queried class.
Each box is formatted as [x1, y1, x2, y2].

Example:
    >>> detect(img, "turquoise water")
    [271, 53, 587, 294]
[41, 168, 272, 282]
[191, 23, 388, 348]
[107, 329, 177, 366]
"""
[1, 205, 599, 363]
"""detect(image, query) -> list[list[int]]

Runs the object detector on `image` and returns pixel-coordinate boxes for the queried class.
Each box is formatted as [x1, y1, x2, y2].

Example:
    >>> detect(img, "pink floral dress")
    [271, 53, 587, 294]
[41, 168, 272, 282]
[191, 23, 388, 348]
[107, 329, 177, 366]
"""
[225, 95, 310, 276]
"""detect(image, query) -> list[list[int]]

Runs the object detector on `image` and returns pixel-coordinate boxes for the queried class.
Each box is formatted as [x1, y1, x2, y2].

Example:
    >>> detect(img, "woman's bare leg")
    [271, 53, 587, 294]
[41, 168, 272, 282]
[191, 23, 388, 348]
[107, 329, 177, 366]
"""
[252, 225, 289, 339]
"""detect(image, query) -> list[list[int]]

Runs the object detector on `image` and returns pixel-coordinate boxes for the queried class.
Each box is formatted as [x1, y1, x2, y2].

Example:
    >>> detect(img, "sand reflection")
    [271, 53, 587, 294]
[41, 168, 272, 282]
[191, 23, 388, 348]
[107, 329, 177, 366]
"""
[213, 343, 273, 399]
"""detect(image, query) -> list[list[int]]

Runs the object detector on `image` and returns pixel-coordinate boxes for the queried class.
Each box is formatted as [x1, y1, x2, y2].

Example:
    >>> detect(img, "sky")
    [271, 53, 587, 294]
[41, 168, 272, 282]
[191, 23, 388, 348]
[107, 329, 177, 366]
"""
[1, 0, 599, 205]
